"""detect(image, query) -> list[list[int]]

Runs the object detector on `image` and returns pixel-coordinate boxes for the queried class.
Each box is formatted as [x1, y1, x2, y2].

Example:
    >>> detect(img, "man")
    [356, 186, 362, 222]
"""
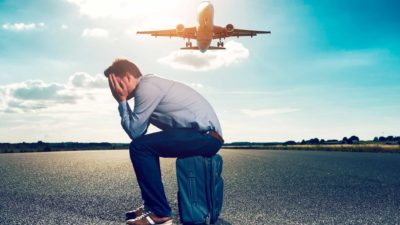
[104, 59, 224, 225]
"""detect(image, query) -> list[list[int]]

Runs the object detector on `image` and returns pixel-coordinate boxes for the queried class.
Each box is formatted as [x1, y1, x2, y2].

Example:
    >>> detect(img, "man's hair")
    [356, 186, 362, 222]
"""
[104, 59, 142, 78]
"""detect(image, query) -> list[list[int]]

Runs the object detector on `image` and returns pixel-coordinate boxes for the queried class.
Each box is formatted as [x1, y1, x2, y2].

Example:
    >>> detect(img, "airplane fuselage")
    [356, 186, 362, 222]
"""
[196, 1, 214, 53]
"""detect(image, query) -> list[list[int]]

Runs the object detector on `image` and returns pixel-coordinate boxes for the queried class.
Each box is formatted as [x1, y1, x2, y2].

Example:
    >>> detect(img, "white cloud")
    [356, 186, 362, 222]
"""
[0, 73, 108, 113]
[189, 83, 204, 89]
[182, 82, 204, 89]
[11, 80, 76, 101]
[69, 72, 108, 88]
[158, 41, 250, 71]
[66, 0, 181, 19]
[2, 22, 45, 31]
[0, 81, 76, 113]
[82, 28, 109, 38]
[61, 24, 69, 30]
[241, 108, 299, 118]
[0, 74, 119, 142]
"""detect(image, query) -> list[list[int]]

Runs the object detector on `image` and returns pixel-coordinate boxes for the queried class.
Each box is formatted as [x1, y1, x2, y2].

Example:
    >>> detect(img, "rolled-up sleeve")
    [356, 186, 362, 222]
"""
[118, 82, 164, 139]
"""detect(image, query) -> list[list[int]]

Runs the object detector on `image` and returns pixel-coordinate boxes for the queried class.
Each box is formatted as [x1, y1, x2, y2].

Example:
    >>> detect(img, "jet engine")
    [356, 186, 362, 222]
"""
[225, 24, 234, 33]
[176, 24, 185, 34]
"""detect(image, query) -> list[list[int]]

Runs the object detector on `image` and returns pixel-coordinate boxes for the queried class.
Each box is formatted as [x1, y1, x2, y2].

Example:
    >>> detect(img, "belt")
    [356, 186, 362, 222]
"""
[205, 130, 224, 144]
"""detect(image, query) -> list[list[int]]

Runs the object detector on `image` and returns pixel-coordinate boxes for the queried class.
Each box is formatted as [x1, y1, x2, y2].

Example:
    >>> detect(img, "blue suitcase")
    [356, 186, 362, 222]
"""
[176, 154, 224, 225]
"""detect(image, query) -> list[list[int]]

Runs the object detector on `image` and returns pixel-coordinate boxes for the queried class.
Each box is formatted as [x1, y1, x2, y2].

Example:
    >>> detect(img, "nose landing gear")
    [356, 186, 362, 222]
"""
[186, 39, 193, 48]
[217, 38, 224, 48]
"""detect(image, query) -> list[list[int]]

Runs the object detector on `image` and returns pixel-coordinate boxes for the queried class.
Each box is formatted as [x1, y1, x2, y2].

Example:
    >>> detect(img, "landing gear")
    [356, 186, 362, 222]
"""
[186, 39, 192, 48]
[217, 38, 224, 48]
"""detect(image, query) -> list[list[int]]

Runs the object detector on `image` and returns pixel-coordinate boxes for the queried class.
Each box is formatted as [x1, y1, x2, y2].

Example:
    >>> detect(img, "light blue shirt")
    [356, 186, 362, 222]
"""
[118, 74, 222, 140]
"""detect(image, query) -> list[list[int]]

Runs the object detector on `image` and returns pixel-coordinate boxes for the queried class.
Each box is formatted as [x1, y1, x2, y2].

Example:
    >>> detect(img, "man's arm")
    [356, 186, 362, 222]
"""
[118, 82, 164, 139]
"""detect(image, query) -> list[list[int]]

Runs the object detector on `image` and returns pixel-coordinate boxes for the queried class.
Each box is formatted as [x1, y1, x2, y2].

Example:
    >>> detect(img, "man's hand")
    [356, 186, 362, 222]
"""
[108, 74, 129, 102]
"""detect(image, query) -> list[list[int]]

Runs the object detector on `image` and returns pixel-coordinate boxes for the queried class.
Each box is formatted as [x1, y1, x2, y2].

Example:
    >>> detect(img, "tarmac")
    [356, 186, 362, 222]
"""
[1, 149, 400, 225]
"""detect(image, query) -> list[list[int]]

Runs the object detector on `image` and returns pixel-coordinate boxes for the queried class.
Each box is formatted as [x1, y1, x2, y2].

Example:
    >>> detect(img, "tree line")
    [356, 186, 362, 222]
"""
[224, 135, 400, 147]
[0, 141, 129, 153]
[1, 135, 399, 153]
[295, 135, 400, 145]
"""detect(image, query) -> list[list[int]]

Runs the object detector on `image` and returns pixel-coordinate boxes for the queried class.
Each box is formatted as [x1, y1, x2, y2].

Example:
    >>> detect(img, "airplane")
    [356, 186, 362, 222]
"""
[137, 1, 271, 53]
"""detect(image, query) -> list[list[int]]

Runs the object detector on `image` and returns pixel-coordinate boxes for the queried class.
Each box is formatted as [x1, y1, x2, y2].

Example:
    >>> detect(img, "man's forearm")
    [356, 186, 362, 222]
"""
[118, 101, 134, 139]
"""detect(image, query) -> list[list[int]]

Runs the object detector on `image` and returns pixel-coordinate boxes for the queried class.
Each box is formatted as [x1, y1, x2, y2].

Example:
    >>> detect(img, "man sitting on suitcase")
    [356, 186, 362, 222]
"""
[104, 59, 224, 225]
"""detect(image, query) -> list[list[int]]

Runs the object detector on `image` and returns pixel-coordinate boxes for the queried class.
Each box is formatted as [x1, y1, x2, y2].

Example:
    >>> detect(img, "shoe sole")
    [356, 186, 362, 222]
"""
[159, 220, 174, 225]
[126, 219, 174, 225]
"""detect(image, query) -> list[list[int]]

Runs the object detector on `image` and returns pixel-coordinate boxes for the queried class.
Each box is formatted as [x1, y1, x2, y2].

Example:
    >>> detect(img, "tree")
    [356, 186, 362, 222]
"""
[348, 136, 360, 144]
[373, 137, 379, 142]
[326, 139, 339, 144]
[342, 137, 348, 144]
[309, 138, 320, 145]
[284, 141, 296, 145]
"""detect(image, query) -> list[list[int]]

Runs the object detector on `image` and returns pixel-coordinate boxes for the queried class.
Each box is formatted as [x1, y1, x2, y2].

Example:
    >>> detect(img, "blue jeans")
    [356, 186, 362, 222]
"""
[129, 128, 222, 217]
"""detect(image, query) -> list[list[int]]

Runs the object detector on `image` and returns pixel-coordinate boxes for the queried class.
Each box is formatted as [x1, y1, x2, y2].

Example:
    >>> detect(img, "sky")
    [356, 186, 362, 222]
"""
[0, 0, 399, 143]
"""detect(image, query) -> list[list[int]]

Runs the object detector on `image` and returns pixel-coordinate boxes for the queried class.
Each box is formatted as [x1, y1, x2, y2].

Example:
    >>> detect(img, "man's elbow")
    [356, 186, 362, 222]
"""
[130, 129, 146, 140]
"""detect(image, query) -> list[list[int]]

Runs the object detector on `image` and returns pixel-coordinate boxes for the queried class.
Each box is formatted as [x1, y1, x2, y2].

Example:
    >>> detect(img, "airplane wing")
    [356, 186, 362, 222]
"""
[213, 26, 271, 39]
[137, 27, 197, 39]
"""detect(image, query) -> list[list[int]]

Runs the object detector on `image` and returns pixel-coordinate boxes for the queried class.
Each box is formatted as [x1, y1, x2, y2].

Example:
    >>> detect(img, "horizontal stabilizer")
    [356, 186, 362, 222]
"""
[181, 47, 199, 50]
[180, 46, 226, 50]
[208, 46, 226, 50]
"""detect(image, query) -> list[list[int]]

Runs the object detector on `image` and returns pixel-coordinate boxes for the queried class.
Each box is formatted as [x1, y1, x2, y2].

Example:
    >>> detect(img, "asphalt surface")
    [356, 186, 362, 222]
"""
[1, 149, 400, 225]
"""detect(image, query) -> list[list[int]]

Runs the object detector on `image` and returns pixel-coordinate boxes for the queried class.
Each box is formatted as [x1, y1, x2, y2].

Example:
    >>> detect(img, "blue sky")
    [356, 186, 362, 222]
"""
[0, 0, 399, 143]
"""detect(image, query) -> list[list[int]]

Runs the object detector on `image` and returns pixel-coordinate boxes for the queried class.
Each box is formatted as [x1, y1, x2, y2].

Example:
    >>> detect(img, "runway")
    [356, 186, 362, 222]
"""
[1, 149, 399, 224]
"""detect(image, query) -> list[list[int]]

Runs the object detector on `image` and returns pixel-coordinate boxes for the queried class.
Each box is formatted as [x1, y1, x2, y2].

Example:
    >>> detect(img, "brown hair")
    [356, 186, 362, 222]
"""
[104, 59, 142, 78]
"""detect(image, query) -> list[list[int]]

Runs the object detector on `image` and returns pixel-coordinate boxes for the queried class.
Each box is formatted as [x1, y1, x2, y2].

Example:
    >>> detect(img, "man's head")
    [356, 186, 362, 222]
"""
[105, 59, 141, 101]
[104, 58, 142, 78]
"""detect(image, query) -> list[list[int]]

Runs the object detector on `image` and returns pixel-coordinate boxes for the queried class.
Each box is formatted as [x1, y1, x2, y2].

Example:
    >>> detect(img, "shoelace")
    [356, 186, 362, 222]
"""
[135, 205, 144, 212]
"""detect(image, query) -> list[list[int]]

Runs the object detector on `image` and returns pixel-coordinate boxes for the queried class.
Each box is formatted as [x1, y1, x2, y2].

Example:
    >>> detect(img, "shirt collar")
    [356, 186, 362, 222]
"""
[136, 75, 143, 85]
[132, 75, 143, 97]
